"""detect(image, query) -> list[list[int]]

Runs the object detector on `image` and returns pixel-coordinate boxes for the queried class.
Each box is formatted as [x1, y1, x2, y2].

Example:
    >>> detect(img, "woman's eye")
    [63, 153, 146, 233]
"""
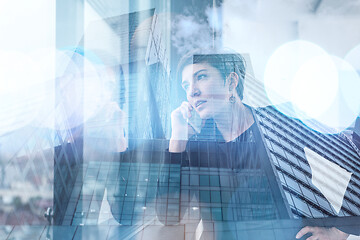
[182, 84, 189, 91]
[197, 74, 207, 80]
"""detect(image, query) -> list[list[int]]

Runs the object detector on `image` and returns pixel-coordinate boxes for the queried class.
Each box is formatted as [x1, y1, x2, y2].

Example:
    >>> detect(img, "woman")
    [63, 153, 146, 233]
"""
[156, 50, 281, 230]
[169, 52, 254, 151]
[161, 50, 351, 240]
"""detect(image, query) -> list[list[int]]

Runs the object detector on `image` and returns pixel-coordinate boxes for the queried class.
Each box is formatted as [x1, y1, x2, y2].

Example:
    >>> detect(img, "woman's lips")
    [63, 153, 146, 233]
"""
[195, 100, 207, 108]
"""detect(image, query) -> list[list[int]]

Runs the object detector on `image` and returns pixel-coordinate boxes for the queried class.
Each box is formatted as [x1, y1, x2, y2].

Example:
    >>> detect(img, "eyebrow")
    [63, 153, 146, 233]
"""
[193, 69, 207, 78]
[182, 69, 208, 87]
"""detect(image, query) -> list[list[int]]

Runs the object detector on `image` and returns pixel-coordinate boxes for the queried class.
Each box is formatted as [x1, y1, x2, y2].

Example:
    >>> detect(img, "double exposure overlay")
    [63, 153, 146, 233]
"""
[1, 0, 360, 239]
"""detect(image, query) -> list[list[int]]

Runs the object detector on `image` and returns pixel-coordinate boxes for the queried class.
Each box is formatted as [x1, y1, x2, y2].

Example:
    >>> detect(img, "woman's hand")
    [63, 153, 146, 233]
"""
[169, 101, 196, 152]
[296, 226, 349, 240]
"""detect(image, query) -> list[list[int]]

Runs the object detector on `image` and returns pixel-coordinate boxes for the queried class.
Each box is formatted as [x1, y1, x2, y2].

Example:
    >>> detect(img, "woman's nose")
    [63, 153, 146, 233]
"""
[188, 84, 200, 97]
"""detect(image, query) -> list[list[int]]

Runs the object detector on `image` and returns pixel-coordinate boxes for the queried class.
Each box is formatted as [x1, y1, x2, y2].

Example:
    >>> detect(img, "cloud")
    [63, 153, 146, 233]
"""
[170, 0, 314, 55]
[171, 5, 224, 55]
[171, 14, 213, 55]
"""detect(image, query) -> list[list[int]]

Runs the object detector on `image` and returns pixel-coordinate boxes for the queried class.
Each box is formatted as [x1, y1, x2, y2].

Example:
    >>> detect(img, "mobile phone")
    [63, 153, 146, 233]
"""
[187, 108, 202, 134]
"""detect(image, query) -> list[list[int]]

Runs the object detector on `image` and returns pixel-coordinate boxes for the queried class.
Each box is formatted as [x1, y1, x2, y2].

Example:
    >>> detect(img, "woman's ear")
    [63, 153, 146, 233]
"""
[227, 72, 239, 91]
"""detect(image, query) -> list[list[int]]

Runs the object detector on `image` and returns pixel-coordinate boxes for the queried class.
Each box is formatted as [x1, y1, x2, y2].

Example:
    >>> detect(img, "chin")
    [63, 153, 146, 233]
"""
[197, 110, 212, 120]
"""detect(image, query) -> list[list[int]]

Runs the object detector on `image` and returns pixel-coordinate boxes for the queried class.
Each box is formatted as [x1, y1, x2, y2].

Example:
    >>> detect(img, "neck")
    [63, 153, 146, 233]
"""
[213, 101, 254, 142]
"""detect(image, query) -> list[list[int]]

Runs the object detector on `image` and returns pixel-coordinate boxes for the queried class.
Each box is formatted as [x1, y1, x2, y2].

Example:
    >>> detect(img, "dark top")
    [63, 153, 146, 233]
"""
[159, 120, 281, 224]
[165, 120, 262, 169]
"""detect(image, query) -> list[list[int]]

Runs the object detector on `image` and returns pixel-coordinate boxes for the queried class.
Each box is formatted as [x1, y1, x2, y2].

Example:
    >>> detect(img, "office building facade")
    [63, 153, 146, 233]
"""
[255, 105, 360, 218]
[66, 53, 360, 234]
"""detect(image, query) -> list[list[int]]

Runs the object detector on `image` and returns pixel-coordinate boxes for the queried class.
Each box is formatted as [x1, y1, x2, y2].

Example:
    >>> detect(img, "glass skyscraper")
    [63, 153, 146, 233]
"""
[59, 52, 360, 239]
[256, 105, 360, 218]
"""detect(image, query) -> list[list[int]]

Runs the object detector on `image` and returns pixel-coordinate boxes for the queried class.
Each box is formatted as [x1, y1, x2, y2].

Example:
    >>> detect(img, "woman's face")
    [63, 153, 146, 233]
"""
[181, 63, 231, 119]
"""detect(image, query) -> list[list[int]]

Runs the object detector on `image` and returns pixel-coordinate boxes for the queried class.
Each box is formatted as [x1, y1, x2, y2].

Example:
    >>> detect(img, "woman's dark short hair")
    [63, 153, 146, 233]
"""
[177, 50, 247, 100]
